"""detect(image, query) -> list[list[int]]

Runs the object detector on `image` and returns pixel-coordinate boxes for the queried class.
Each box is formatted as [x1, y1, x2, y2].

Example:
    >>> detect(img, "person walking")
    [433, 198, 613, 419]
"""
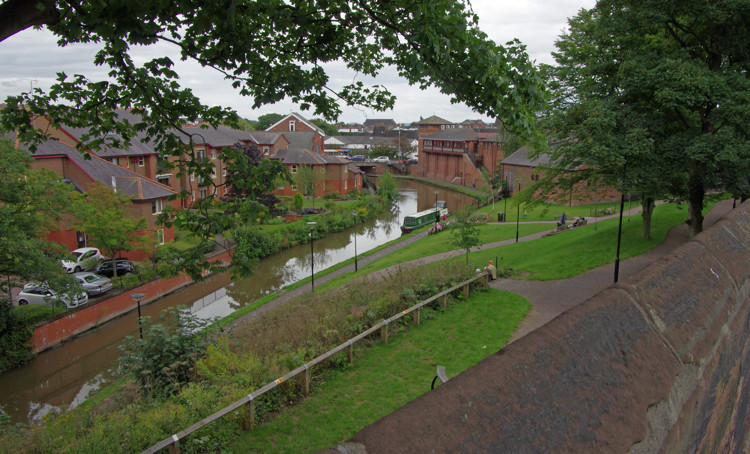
[557, 212, 567, 226]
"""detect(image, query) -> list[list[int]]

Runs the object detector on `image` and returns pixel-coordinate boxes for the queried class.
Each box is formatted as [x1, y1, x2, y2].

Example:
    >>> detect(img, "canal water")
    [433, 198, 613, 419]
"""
[0, 180, 475, 423]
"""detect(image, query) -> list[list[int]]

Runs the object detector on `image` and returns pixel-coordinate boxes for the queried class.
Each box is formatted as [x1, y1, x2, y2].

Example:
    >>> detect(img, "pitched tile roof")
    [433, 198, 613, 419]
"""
[414, 115, 454, 125]
[26, 140, 175, 200]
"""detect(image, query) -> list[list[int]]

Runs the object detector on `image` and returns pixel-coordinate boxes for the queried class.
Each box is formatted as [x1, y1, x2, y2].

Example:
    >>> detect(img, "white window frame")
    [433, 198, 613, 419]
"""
[138, 157, 145, 167]
[154, 229, 165, 245]
[151, 199, 163, 215]
[289, 120, 296, 132]
[222, 168, 227, 177]
[199, 188, 207, 199]
[291, 164, 298, 174]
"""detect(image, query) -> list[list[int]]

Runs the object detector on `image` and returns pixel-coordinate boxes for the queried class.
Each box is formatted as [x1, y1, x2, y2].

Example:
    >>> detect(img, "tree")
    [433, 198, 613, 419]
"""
[0, 139, 76, 370]
[311, 118, 338, 136]
[71, 182, 150, 277]
[542, 2, 750, 238]
[376, 171, 399, 202]
[450, 208, 481, 264]
[255, 113, 284, 131]
[1, 0, 546, 276]
[0, 139, 74, 286]
[293, 165, 326, 211]
[369, 143, 397, 159]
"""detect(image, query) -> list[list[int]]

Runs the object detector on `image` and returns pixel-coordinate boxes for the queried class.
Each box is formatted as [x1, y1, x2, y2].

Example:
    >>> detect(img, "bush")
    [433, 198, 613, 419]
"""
[0, 299, 33, 372]
[118, 307, 218, 399]
[292, 192, 304, 212]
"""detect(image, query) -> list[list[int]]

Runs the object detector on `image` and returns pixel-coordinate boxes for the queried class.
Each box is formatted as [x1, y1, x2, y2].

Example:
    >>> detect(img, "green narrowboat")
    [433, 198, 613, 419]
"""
[401, 201, 448, 234]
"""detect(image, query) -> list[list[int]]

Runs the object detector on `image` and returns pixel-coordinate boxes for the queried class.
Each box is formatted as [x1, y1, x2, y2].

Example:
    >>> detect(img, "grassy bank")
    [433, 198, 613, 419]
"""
[227, 288, 529, 453]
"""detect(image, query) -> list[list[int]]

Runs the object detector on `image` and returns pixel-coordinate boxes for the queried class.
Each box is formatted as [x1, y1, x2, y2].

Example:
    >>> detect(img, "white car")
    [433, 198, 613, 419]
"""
[372, 156, 390, 163]
[17, 283, 89, 309]
[61, 247, 105, 273]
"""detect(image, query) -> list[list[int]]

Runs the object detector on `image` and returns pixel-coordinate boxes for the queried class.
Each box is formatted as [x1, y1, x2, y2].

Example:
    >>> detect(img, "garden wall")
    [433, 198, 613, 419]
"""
[30, 250, 233, 353]
[337, 201, 750, 453]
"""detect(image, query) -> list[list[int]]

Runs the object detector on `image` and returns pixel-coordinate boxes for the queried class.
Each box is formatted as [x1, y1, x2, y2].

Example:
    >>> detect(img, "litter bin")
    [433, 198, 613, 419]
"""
[497, 212, 504, 222]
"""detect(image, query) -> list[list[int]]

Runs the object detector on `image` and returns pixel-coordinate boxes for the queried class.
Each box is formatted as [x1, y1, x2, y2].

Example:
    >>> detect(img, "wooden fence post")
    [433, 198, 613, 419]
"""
[303, 365, 310, 396]
[241, 396, 255, 430]
[463, 283, 469, 298]
[441, 294, 448, 309]
[482, 274, 488, 287]
[415, 307, 420, 326]
[380, 322, 388, 344]
[168, 436, 180, 454]
[347, 340, 354, 363]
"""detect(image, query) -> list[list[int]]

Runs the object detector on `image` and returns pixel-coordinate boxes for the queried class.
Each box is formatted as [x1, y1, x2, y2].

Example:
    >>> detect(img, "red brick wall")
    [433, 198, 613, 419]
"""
[30, 249, 234, 352]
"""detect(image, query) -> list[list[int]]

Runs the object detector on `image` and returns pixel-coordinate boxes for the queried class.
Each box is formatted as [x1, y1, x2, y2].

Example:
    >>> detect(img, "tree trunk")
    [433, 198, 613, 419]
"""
[640, 196, 655, 239]
[687, 172, 705, 238]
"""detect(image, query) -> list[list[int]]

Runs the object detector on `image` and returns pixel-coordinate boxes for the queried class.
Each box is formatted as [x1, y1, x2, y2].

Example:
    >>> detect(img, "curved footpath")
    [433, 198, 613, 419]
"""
[234, 199, 734, 338]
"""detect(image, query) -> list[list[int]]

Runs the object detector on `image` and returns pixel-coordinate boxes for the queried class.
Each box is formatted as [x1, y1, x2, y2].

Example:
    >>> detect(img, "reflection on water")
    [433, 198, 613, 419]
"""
[0, 181, 475, 423]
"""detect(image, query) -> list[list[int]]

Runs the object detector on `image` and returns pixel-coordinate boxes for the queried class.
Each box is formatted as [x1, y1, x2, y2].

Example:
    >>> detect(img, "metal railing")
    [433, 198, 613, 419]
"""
[142, 272, 488, 454]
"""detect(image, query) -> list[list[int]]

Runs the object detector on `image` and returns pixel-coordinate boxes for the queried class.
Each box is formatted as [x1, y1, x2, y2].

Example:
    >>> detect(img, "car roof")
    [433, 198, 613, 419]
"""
[72, 247, 99, 253]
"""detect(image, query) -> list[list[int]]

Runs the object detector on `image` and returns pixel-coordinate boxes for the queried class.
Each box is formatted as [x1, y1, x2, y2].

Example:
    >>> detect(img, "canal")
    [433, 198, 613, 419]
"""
[0, 180, 476, 423]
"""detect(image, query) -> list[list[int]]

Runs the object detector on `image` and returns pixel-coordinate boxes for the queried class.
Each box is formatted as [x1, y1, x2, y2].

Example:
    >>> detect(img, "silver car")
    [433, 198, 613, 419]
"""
[17, 283, 89, 309]
[73, 272, 113, 296]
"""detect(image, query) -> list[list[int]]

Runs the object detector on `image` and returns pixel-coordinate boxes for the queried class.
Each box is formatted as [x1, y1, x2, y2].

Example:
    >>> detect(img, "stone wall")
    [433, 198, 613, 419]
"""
[339, 201, 750, 453]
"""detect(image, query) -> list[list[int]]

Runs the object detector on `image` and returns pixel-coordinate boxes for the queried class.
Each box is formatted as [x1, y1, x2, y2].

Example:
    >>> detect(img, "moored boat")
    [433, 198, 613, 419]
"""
[401, 201, 448, 233]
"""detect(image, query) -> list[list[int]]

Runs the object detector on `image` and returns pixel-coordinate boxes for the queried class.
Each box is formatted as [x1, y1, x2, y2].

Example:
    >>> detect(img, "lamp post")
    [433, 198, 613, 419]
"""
[307, 222, 317, 293]
[434, 190, 439, 224]
[515, 182, 522, 243]
[613, 194, 626, 283]
[351, 212, 359, 272]
[131, 292, 145, 339]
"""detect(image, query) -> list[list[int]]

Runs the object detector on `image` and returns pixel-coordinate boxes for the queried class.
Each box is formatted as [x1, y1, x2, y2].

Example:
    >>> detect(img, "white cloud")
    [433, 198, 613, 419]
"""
[0, 0, 595, 125]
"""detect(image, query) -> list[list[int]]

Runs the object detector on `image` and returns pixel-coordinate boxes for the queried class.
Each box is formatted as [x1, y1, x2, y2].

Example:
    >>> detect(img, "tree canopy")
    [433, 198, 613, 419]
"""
[1, 0, 546, 277]
[541, 0, 750, 237]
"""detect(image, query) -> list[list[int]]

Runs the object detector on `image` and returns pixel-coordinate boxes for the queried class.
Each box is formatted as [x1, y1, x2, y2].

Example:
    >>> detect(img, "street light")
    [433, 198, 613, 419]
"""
[307, 222, 317, 293]
[515, 182, 521, 243]
[351, 212, 359, 272]
[131, 292, 145, 339]
[434, 190, 439, 224]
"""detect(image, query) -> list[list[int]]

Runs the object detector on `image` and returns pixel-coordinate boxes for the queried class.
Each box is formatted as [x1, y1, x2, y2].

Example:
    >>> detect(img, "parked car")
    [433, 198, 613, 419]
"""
[17, 283, 88, 309]
[95, 259, 136, 278]
[61, 247, 104, 273]
[350, 154, 366, 162]
[73, 272, 113, 296]
[372, 156, 390, 163]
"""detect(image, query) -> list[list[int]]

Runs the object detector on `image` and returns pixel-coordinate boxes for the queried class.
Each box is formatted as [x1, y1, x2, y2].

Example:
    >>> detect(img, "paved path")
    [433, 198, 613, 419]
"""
[234, 200, 734, 336]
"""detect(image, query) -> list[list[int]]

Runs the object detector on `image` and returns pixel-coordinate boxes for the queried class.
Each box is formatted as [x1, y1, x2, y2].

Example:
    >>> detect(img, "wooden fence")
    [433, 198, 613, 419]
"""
[142, 272, 489, 454]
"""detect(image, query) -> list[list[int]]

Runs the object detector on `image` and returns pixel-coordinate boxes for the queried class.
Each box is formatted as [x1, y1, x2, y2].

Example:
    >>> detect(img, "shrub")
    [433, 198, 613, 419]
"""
[292, 192, 304, 212]
[0, 299, 33, 372]
[118, 307, 218, 399]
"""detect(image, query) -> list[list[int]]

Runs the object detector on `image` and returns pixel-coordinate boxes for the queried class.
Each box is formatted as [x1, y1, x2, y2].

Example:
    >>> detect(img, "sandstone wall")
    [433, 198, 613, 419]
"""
[342, 201, 750, 453]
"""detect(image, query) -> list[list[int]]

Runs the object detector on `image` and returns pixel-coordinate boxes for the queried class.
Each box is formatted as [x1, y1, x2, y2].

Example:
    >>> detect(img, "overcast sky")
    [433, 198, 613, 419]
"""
[0, 0, 595, 125]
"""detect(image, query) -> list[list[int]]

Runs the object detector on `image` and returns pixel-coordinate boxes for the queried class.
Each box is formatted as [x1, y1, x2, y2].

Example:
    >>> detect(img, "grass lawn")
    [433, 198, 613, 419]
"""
[474, 198, 623, 223]
[460, 202, 704, 280]
[226, 288, 529, 453]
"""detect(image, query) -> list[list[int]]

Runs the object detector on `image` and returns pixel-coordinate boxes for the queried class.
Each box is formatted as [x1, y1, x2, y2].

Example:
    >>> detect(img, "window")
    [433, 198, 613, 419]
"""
[138, 157, 145, 167]
[199, 188, 207, 199]
[151, 199, 163, 214]
[154, 229, 165, 245]
[291, 165, 298, 174]
[263, 146, 270, 155]
[111, 157, 119, 166]
[191, 191, 195, 201]
[291, 184, 298, 190]
[344, 180, 348, 190]
[210, 149, 216, 159]
[211, 167, 217, 178]
[289, 120, 296, 132]
[222, 168, 227, 177]
[196, 148, 205, 160]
